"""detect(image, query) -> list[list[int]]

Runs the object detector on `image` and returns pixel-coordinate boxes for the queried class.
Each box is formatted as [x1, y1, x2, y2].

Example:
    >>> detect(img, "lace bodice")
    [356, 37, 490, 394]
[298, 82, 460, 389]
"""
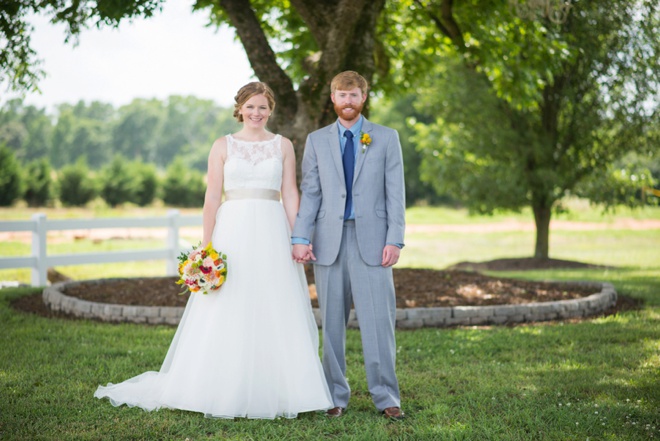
[224, 134, 283, 191]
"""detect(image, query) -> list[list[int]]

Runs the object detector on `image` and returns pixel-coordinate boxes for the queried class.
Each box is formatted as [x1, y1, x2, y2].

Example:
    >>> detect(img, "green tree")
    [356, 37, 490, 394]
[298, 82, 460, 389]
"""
[158, 96, 229, 170]
[0, 143, 23, 206]
[70, 100, 114, 123]
[58, 158, 97, 207]
[112, 99, 165, 162]
[0, 120, 26, 153]
[183, 103, 239, 171]
[51, 102, 112, 168]
[2, 0, 389, 173]
[162, 157, 206, 208]
[396, 0, 659, 258]
[370, 95, 450, 206]
[50, 108, 74, 168]
[111, 97, 236, 169]
[202, 0, 387, 168]
[23, 157, 54, 207]
[0, 99, 52, 162]
[70, 120, 111, 168]
[99, 155, 136, 207]
[19, 105, 52, 161]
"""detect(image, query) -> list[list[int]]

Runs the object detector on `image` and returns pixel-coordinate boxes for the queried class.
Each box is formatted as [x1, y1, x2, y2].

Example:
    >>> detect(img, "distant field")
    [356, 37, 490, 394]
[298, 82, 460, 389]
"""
[2, 198, 659, 222]
[0, 201, 659, 284]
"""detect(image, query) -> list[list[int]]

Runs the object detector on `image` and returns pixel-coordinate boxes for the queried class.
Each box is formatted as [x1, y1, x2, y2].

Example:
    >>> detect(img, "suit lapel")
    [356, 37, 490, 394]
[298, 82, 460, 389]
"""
[353, 117, 372, 184]
[325, 122, 345, 187]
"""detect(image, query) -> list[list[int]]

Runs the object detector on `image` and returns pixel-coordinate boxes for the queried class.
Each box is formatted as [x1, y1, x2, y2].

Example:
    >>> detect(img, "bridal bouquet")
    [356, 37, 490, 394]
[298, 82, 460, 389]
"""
[176, 242, 227, 295]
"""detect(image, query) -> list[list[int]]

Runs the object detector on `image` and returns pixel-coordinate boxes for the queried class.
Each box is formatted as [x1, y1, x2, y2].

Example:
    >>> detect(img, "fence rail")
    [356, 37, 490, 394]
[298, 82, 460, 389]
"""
[0, 210, 202, 287]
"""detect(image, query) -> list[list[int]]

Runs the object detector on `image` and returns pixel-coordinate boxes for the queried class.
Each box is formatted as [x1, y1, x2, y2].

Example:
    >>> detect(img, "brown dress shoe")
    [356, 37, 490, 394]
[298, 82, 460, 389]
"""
[326, 406, 345, 418]
[382, 406, 405, 420]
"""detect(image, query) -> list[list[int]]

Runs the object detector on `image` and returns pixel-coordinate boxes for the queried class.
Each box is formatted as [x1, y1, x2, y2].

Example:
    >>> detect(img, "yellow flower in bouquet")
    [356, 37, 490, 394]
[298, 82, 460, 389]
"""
[176, 242, 227, 295]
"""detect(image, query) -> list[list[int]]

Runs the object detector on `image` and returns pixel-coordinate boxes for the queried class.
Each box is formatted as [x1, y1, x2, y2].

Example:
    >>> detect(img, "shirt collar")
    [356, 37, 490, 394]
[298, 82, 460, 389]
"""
[337, 115, 364, 139]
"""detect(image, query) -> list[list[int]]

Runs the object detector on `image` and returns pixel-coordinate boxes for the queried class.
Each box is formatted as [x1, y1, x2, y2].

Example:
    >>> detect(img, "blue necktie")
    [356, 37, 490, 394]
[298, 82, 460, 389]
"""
[342, 130, 355, 220]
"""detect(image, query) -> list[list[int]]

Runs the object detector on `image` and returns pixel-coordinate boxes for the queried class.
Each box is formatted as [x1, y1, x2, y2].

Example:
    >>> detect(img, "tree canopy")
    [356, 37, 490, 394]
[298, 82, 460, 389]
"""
[1, 0, 164, 92]
[389, 0, 659, 257]
[1, 0, 389, 170]
[2, 0, 658, 258]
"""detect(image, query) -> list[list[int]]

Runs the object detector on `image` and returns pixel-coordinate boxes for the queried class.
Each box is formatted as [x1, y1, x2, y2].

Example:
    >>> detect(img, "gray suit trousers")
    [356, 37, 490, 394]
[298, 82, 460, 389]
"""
[314, 221, 400, 411]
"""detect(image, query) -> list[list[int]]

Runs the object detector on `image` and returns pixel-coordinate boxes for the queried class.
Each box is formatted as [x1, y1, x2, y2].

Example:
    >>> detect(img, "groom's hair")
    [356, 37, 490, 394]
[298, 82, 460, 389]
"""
[331, 71, 368, 95]
[233, 82, 276, 122]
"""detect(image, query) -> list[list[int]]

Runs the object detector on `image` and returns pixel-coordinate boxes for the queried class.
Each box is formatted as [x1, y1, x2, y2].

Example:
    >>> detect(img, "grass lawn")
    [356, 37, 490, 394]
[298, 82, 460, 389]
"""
[1, 204, 659, 440]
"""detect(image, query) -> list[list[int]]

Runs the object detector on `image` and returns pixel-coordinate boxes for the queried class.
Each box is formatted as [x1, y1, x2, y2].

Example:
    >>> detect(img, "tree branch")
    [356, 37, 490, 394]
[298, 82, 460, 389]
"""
[218, 0, 297, 127]
[413, 0, 465, 49]
[289, 0, 334, 48]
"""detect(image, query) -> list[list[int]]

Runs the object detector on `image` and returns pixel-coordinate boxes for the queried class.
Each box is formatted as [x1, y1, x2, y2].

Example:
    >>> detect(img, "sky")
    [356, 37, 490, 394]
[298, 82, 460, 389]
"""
[2, 1, 254, 111]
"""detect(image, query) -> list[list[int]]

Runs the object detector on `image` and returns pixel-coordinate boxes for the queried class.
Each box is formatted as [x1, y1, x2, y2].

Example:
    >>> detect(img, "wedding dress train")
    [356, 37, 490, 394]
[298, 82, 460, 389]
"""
[94, 134, 332, 418]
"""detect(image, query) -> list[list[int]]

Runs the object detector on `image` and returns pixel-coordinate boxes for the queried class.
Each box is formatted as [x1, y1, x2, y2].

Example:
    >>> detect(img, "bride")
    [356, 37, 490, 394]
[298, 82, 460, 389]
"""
[94, 82, 333, 419]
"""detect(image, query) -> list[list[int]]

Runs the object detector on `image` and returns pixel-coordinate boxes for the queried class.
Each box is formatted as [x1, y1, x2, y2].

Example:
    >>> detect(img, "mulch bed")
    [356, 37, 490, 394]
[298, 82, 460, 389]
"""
[10, 258, 642, 320]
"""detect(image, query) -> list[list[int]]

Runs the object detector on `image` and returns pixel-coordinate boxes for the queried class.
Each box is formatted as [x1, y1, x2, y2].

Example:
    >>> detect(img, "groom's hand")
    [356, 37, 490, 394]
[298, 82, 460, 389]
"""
[292, 244, 316, 263]
[381, 245, 401, 267]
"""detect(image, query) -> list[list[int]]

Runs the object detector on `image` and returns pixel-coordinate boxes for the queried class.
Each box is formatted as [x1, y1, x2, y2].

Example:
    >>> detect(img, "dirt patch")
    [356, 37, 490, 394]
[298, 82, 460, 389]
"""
[35, 268, 599, 309]
[9, 258, 641, 320]
[447, 257, 611, 272]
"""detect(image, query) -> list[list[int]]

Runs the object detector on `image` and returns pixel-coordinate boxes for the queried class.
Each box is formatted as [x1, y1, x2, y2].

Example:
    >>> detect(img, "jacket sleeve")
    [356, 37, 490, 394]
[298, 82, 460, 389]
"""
[384, 129, 406, 246]
[292, 134, 322, 241]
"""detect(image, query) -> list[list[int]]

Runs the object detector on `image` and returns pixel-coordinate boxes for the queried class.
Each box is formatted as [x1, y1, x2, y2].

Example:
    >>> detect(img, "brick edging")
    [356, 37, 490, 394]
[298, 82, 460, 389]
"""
[42, 279, 616, 328]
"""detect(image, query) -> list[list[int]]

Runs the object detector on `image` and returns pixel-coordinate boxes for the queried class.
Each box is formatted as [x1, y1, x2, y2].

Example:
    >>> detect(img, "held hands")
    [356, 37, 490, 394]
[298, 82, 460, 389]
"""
[292, 243, 316, 264]
[381, 244, 401, 267]
[292, 243, 398, 265]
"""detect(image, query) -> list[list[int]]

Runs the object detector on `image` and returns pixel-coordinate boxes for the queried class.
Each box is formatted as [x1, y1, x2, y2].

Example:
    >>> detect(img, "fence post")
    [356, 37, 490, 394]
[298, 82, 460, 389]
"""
[166, 209, 180, 276]
[31, 213, 47, 287]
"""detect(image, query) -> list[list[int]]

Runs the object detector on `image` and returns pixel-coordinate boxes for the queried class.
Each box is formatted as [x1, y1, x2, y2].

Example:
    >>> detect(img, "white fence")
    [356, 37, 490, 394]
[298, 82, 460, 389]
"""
[0, 210, 202, 287]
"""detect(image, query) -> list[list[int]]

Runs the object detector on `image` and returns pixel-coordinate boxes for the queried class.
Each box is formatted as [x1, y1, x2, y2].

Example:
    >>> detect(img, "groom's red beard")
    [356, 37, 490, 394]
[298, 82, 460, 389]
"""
[334, 101, 364, 122]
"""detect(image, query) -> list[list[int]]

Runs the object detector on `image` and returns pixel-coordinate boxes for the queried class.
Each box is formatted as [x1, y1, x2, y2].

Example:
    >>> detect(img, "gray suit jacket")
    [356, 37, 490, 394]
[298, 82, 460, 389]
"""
[293, 118, 406, 266]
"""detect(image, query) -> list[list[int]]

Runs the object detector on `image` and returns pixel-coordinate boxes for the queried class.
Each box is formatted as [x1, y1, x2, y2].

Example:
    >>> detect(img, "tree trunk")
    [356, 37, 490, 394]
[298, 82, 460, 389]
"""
[218, 0, 385, 178]
[532, 202, 551, 259]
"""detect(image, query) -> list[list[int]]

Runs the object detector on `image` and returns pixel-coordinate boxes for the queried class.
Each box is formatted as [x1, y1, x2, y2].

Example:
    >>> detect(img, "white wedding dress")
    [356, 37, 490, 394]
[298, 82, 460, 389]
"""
[95, 134, 333, 419]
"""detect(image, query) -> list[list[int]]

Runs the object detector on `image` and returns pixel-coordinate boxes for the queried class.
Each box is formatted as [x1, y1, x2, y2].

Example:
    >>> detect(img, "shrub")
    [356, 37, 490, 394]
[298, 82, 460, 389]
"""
[100, 155, 136, 207]
[130, 161, 158, 206]
[162, 157, 206, 207]
[23, 158, 54, 207]
[58, 159, 97, 207]
[0, 144, 23, 206]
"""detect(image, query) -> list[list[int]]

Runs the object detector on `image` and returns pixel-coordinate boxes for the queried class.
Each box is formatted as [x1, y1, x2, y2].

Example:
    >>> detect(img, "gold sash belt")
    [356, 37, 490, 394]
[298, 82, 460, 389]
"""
[224, 188, 281, 201]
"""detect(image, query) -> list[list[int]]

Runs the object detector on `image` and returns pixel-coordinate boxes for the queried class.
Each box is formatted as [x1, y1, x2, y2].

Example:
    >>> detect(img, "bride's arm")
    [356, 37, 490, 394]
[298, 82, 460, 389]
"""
[202, 137, 227, 247]
[280, 137, 300, 230]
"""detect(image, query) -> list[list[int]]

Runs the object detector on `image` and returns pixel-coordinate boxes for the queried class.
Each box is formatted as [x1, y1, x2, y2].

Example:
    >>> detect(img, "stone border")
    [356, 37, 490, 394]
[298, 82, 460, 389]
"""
[42, 278, 617, 328]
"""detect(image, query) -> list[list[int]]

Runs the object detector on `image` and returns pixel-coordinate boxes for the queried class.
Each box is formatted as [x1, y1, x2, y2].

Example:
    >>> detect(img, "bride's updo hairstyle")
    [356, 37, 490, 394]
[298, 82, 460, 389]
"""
[233, 82, 276, 122]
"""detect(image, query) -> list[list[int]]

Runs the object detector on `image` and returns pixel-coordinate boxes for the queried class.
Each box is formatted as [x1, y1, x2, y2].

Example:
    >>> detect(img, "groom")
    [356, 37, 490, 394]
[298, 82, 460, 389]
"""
[292, 71, 406, 420]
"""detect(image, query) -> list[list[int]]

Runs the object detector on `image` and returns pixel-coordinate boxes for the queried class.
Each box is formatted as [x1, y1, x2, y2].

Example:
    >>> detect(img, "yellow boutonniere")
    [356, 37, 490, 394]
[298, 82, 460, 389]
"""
[360, 132, 372, 153]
